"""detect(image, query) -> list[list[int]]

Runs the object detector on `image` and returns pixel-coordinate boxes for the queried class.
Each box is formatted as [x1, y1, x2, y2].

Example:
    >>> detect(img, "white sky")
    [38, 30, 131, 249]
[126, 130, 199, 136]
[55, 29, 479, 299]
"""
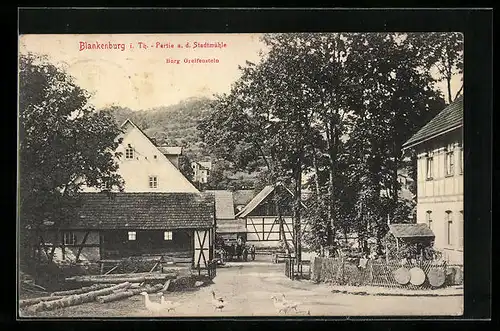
[19, 33, 462, 110]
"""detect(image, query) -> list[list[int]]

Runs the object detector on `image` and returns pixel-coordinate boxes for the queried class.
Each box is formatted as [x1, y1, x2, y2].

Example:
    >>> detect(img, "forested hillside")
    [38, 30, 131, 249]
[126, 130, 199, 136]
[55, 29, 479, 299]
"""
[101, 96, 212, 161]
[100, 97, 264, 190]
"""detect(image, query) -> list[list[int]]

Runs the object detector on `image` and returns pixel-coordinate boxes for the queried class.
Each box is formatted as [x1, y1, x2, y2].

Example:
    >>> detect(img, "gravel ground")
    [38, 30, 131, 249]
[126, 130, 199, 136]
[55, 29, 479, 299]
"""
[20, 262, 463, 318]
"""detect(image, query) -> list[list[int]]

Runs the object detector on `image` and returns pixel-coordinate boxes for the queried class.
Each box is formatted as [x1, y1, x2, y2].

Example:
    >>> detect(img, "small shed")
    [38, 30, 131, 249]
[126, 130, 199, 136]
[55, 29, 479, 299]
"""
[387, 223, 435, 259]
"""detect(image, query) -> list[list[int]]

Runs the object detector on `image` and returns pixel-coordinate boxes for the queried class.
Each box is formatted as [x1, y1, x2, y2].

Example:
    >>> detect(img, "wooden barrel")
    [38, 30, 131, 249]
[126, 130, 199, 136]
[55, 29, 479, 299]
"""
[409, 267, 426, 286]
[394, 267, 411, 285]
[427, 268, 446, 288]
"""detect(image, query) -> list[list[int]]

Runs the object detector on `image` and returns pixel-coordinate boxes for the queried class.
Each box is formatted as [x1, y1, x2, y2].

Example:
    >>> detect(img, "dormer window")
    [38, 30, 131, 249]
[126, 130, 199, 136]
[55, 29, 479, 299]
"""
[125, 147, 134, 159]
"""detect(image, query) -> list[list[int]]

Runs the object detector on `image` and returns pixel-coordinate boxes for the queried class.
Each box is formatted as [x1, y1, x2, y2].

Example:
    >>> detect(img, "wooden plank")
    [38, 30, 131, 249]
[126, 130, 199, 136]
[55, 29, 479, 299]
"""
[104, 265, 119, 275]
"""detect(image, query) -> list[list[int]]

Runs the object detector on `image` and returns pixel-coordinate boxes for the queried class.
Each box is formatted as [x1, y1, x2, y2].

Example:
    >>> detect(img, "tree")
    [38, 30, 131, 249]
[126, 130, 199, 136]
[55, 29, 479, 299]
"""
[178, 154, 194, 183]
[19, 53, 124, 261]
[407, 32, 464, 103]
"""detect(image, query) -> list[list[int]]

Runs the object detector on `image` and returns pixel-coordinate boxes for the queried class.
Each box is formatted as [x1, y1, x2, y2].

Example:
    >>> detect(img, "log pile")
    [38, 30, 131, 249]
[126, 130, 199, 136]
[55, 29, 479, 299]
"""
[20, 270, 182, 314]
[23, 282, 132, 313]
[96, 283, 163, 303]
[65, 272, 177, 284]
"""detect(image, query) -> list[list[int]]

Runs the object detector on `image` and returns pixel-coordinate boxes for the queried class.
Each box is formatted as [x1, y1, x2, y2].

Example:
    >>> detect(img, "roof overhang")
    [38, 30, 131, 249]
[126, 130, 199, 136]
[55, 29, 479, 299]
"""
[402, 124, 462, 151]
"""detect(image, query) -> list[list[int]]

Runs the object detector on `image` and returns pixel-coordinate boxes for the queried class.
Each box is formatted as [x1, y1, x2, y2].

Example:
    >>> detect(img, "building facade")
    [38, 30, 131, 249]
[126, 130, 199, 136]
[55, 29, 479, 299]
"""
[42, 120, 216, 268]
[81, 119, 198, 193]
[192, 161, 212, 184]
[403, 96, 463, 264]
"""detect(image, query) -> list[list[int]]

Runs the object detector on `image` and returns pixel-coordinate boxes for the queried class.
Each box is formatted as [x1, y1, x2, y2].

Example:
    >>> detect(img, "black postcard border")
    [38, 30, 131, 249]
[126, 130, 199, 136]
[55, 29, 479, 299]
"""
[10, 7, 493, 326]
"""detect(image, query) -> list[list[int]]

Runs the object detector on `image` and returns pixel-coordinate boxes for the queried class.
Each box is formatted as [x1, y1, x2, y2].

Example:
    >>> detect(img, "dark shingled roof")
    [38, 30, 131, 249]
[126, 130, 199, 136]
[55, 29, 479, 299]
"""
[403, 95, 463, 149]
[389, 223, 435, 238]
[69, 192, 215, 230]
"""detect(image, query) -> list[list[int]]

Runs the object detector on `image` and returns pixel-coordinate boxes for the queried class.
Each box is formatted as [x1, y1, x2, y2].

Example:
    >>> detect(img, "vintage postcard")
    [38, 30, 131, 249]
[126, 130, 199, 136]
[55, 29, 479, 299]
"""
[18, 32, 464, 318]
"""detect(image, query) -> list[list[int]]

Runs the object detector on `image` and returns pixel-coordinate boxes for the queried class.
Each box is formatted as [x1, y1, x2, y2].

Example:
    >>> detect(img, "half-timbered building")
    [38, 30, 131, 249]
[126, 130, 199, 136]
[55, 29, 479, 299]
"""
[235, 184, 309, 249]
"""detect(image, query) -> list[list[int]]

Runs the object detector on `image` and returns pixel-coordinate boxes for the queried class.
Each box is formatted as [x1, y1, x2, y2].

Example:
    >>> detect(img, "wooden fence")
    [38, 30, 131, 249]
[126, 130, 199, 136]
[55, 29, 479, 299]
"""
[311, 257, 462, 289]
[195, 260, 217, 280]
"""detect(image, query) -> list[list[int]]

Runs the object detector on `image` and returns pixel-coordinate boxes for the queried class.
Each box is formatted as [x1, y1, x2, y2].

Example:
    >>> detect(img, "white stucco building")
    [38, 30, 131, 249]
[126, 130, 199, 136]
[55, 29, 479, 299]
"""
[402, 96, 463, 264]
[82, 119, 199, 193]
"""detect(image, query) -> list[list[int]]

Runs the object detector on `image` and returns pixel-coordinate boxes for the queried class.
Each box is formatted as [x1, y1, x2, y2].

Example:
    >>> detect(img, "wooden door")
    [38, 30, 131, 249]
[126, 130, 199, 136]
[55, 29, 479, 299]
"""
[194, 229, 210, 268]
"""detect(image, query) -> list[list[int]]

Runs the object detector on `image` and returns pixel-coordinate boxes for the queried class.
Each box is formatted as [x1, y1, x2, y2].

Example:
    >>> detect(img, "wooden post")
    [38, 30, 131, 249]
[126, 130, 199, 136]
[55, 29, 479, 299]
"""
[61, 234, 66, 261]
[385, 242, 389, 263]
[76, 231, 90, 262]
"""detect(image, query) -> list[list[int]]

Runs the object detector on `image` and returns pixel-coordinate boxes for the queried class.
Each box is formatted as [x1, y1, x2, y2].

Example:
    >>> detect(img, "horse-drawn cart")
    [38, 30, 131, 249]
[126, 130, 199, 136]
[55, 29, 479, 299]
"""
[216, 239, 256, 263]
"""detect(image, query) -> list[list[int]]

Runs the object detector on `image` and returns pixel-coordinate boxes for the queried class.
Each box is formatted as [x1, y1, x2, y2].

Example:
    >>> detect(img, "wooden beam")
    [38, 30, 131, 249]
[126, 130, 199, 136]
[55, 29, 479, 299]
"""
[103, 265, 118, 275]
[75, 231, 90, 262]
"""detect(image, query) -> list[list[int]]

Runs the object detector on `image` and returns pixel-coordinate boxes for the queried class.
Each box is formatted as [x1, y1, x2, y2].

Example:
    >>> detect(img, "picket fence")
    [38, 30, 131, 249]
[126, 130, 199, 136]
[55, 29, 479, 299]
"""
[310, 257, 462, 289]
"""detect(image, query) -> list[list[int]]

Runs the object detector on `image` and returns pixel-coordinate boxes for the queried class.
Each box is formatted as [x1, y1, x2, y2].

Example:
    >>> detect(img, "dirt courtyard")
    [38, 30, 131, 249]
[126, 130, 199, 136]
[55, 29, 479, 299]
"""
[22, 261, 463, 318]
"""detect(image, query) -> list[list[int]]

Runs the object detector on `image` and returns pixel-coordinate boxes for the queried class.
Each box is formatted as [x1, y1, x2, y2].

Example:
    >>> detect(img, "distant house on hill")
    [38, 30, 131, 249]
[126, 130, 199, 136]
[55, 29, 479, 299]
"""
[192, 161, 212, 184]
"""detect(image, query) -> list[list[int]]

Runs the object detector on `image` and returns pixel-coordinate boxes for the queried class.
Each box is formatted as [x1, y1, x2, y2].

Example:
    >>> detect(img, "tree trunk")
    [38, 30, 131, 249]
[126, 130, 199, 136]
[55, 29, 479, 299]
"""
[275, 188, 292, 255]
[19, 295, 67, 308]
[23, 282, 131, 313]
[293, 155, 303, 265]
[95, 283, 163, 303]
[65, 273, 177, 284]
[51, 284, 113, 296]
[312, 148, 321, 196]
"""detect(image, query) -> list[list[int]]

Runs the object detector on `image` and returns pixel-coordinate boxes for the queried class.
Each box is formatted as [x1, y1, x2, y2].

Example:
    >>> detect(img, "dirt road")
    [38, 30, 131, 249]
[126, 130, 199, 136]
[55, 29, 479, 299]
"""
[24, 262, 463, 317]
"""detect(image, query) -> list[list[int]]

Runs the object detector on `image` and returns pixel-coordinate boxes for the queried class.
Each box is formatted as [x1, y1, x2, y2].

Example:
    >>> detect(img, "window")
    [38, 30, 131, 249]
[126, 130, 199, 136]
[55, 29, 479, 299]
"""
[63, 232, 77, 245]
[128, 231, 136, 241]
[445, 144, 455, 176]
[426, 151, 434, 180]
[125, 147, 134, 159]
[426, 211, 433, 230]
[149, 176, 158, 188]
[164, 231, 172, 241]
[445, 211, 453, 246]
